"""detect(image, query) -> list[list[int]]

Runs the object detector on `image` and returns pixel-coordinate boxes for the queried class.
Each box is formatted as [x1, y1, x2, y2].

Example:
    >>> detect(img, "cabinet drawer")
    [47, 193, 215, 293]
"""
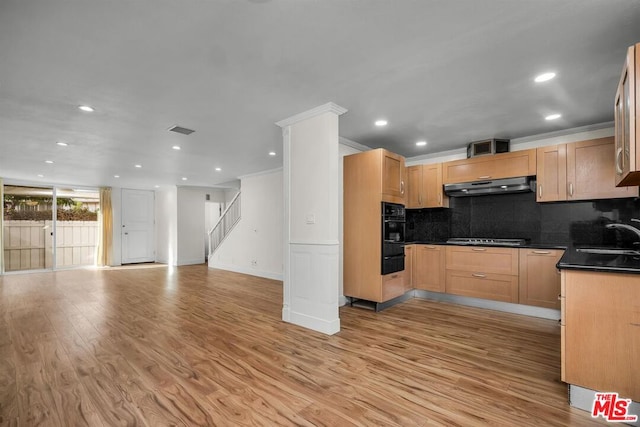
[446, 246, 518, 275]
[445, 270, 519, 303]
[382, 271, 405, 301]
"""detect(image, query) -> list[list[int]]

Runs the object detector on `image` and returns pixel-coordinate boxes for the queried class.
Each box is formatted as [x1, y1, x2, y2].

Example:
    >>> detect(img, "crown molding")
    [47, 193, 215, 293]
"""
[339, 136, 371, 152]
[237, 167, 283, 180]
[275, 102, 348, 128]
[511, 121, 614, 144]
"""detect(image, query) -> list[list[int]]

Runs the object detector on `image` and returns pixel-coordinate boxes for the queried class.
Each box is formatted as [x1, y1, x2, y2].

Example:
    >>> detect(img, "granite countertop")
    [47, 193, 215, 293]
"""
[405, 241, 567, 250]
[557, 246, 640, 274]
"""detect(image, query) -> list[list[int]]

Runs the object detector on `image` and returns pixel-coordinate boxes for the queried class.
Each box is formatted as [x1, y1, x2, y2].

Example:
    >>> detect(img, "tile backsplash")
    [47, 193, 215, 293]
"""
[406, 192, 640, 247]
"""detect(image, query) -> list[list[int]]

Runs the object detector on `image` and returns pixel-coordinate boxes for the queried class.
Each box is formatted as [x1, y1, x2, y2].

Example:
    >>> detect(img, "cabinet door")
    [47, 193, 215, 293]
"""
[536, 145, 567, 202]
[404, 245, 414, 290]
[382, 151, 405, 200]
[414, 245, 445, 292]
[564, 271, 640, 401]
[443, 149, 536, 184]
[423, 163, 449, 208]
[614, 44, 637, 186]
[406, 166, 423, 208]
[518, 249, 563, 309]
[567, 137, 638, 200]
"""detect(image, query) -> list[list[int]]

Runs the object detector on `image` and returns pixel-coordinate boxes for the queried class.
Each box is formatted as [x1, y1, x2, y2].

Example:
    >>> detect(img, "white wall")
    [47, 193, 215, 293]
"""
[209, 169, 284, 280]
[155, 187, 177, 265]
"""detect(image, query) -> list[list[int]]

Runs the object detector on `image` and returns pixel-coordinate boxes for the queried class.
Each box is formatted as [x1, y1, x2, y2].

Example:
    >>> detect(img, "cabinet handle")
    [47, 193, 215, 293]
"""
[568, 183, 573, 197]
[616, 146, 624, 174]
[391, 274, 398, 279]
[400, 181, 405, 194]
[419, 195, 422, 205]
[438, 193, 442, 204]
[471, 248, 486, 251]
[532, 250, 551, 254]
[425, 245, 436, 249]
[538, 184, 543, 199]
[472, 273, 486, 278]
[478, 175, 491, 179]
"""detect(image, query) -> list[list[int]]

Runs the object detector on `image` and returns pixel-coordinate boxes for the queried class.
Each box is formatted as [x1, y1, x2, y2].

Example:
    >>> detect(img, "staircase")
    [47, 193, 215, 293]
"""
[208, 191, 241, 258]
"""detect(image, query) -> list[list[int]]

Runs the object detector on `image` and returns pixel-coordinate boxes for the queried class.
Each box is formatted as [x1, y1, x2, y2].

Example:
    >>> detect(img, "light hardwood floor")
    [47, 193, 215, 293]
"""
[0, 264, 605, 426]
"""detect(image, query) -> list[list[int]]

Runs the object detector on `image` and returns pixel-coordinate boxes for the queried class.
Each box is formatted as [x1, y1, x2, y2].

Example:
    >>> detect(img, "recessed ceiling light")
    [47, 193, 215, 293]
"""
[172, 145, 181, 150]
[154, 185, 160, 188]
[215, 167, 221, 172]
[416, 141, 427, 147]
[56, 141, 68, 147]
[375, 119, 388, 127]
[37, 174, 44, 178]
[500, 185, 508, 189]
[545, 113, 562, 121]
[181, 177, 187, 181]
[114, 175, 120, 178]
[78, 105, 94, 112]
[45, 160, 54, 164]
[534, 72, 556, 83]
[135, 164, 142, 168]
[268, 151, 276, 156]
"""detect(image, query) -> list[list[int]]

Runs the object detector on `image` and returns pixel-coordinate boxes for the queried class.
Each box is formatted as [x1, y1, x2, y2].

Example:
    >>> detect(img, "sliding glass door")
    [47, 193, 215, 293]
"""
[2, 184, 100, 273]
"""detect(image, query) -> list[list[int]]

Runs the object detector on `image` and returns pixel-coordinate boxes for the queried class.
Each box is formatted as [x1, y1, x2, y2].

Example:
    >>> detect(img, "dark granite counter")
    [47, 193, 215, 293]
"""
[557, 246, 640, 274]
[406, 241, 567, 250]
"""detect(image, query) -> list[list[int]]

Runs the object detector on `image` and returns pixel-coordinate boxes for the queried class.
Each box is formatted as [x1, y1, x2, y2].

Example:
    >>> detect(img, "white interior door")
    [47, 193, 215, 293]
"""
[121, 189, 155, 264]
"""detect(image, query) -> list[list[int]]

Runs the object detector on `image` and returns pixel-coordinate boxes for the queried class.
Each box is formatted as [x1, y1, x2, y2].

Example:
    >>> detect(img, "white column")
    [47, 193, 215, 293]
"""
[276, 102, 347, 335]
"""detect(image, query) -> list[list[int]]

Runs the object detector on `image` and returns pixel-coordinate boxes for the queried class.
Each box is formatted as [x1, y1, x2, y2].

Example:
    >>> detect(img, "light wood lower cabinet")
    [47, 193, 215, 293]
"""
[414, 245, 445, 292]
[404, 245, 414, 291]
[561, 270, 640, 401]
[445, 246, 519, 303]
[518, 249, 564, 309]
[381, 271, 405, 302]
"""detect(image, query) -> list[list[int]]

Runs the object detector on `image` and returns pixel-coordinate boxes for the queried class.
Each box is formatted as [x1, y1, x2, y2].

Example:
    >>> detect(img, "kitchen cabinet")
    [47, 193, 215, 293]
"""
[404, 245, 414, 291]
[536, 137, 638, 202]
[442, 149, 536, 185]
[561, 270, 639, 401]
[614, 42, 640, 187]
[382, 150, 406, 202]
[518, 248, 563, 309]
[445, 246, 519, 303]
[414, 244, 446, 292]
[406, 164, 449, 209]
[344, 149, 407, 303]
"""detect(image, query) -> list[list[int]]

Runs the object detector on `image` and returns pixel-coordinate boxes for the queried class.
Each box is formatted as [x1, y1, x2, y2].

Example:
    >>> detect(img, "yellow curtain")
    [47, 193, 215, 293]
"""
[97, 187, 113, 266]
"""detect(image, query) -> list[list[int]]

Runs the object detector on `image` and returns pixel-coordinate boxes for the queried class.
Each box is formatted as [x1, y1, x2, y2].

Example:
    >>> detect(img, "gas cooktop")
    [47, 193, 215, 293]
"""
[446, 238, 527, 247]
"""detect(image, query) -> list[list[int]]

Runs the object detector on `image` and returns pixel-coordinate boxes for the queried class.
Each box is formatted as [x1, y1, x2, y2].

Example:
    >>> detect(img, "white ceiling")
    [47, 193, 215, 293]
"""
[1, 0, 640, 190]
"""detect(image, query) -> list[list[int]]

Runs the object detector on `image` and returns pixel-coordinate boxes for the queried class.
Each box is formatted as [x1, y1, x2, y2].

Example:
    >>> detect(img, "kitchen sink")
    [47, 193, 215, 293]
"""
[576, 247, 640, 256]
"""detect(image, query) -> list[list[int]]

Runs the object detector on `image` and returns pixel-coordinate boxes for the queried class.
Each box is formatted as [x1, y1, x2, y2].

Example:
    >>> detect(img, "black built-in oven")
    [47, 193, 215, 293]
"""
[381, 202, 405, 275]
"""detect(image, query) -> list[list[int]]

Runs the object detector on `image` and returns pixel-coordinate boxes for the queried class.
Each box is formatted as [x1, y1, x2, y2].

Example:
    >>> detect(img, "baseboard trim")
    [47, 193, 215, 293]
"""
[177, 258, 205, 266]
[208, 261, 283, 281]
[287, 311, 340, 335]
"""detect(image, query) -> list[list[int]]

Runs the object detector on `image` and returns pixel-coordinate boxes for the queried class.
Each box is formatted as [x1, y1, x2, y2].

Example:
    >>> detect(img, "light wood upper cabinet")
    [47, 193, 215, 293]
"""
[442, 149, 536, 184]
[614, 43, 640, 187]
[562, 270, 640, 401]
[537, 137, 638, 202]
[518, 249, 563, 309]
[536, 144, 567, 202]
[382, 150, 406, 202]
[406, 164, 449, 209]
[414, 245, 446, 292]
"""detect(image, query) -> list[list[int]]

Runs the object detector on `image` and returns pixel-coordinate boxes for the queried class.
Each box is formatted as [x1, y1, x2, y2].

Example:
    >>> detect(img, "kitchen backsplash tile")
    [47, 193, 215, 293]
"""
[406, 192, 640, 246]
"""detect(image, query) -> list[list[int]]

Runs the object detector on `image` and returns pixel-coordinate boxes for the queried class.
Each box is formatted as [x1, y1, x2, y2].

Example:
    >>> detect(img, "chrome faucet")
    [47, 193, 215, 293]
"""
[605, 221, 640, 242]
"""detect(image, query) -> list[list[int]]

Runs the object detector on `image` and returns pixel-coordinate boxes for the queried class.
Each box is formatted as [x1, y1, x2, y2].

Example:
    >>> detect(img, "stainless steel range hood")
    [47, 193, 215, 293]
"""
[444, 176, 535, 197]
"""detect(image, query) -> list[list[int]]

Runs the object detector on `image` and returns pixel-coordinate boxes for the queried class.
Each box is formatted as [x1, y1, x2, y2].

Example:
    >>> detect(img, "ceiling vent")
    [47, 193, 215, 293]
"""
[168, 125, 195, 135]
